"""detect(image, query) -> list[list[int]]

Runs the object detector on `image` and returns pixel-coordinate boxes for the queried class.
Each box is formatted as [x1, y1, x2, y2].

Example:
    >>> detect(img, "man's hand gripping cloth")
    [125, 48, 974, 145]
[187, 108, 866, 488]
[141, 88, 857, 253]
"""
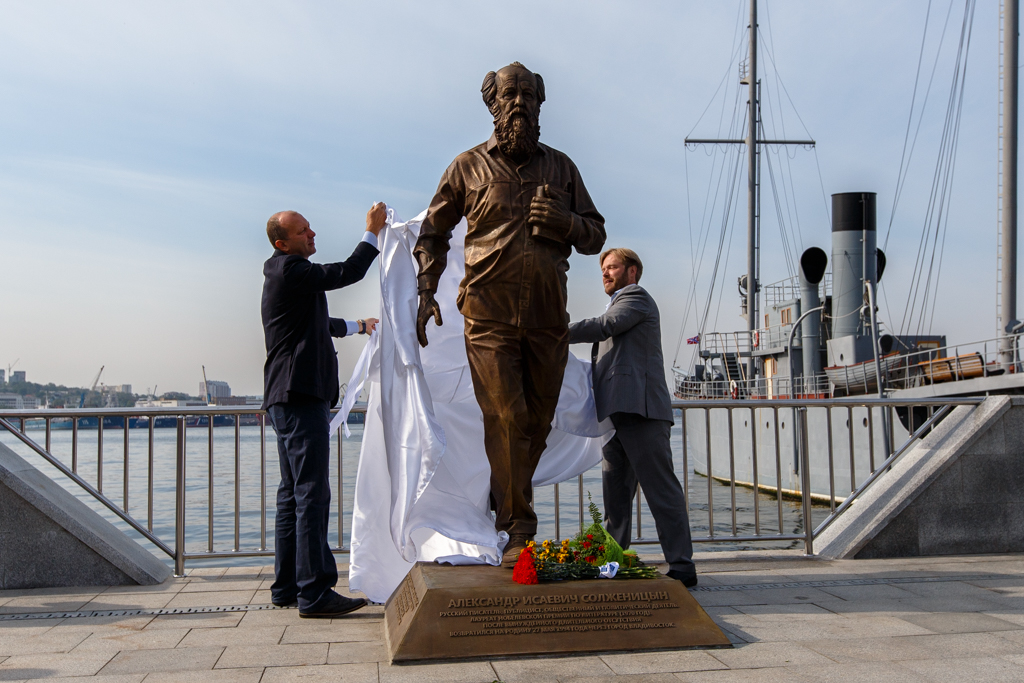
[337, 208, 612, 604]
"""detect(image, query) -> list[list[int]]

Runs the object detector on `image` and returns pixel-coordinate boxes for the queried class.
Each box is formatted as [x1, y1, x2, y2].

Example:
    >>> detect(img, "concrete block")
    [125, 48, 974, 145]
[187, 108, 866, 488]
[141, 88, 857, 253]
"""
[708, 641, 834, 669]
[816, 397, 1024, 560]
[74, 628, 189, 653]
[100, 647, 224, 675]
[959, 451, 1024, 504]
[178, 626, 285, 649]
[492, 655, 616, 681]
[854, 508, 919, 559]
[377, 660, 495, 683]
[282, 622, 381, 645]
[0, 650, 117, 679]
[899, 655, 1024, 682]
[966, 412, 1006, 455]
[0, 443, 170, 589]
[598, 651, 729, 675]
[214, 644, 328, 669]
[260, 664, 379, 683]
[896, 612, 1021, 634]
[325, 641, 387, 664]
[145, 670, 265, 683]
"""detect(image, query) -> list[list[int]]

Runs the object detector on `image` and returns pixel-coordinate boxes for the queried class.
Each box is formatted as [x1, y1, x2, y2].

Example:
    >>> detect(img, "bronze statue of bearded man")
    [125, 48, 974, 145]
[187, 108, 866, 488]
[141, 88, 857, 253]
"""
[413, 61, 607, 566]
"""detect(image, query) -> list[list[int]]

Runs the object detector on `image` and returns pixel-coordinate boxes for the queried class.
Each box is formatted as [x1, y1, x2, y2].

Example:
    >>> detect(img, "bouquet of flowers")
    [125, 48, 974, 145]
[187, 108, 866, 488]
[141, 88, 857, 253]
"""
[512, 495, 660, 584]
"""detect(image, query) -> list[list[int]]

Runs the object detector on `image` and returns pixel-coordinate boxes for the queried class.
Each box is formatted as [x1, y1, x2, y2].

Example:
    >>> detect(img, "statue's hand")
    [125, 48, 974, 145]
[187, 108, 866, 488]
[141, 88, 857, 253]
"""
[417, 291, 443, 347]
[528, 185, 573, 242]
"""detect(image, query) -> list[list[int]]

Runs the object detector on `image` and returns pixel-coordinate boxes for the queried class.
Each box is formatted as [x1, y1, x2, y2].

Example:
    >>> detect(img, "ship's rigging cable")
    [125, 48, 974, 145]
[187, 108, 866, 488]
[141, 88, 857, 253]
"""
[679, 103, 747, 372]
[924, 0, 975, 335]
[883, 0, 945, 252]
[758, 22, 831, 236]
[673, 13, 750, 368]
[898, 0, 975, 338]
[674, 2, 825, 375]
[760, 10, 807, 255]
[673, 118, 745, 367]
[882, 0, 955, 328]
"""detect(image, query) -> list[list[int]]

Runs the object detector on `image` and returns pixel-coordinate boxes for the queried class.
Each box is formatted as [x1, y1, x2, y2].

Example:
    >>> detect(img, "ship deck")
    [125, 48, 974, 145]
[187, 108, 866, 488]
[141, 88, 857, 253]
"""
[4, 551, 1024, 681]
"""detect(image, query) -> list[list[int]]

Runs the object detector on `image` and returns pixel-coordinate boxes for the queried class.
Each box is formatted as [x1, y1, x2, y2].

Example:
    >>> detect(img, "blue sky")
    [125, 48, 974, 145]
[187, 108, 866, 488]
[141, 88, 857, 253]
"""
[0, 1, 1006, 396]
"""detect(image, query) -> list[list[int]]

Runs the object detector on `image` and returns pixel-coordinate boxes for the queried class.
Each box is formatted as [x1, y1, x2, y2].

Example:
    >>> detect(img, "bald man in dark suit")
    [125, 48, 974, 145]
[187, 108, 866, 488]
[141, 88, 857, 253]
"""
[261, 204, 385, 617]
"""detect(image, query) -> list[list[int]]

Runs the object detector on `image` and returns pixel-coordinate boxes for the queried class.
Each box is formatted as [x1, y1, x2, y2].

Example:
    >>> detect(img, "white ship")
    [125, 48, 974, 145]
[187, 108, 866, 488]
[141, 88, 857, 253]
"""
[675, 0, 1023, 502]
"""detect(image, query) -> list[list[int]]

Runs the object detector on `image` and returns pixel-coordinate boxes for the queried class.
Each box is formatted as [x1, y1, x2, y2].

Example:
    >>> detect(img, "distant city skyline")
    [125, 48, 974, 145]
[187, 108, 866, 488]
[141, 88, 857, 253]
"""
[1, 1, 1012, 396]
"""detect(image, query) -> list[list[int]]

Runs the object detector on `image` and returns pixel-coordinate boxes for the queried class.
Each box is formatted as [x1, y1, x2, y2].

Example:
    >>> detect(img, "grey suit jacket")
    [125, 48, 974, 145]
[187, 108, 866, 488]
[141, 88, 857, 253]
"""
[568, 284, 674, 423]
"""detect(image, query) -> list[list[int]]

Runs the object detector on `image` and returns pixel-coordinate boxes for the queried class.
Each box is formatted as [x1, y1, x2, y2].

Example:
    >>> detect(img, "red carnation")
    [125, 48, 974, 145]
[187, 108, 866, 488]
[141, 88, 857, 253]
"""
[586, 534, 594, 540]
[512, 546, 538, 585]
[583, 541, 592, 549]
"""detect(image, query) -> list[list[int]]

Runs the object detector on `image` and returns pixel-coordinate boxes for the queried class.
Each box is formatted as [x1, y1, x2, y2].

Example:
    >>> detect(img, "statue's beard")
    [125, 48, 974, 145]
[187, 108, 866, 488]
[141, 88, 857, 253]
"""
[494, 111, 540, 163]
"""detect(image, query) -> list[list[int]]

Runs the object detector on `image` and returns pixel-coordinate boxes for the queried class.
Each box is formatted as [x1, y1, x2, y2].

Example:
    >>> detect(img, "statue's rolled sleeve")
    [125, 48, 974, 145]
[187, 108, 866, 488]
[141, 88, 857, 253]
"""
[566, 168, 606, 255]
[414, 166, 465, 294]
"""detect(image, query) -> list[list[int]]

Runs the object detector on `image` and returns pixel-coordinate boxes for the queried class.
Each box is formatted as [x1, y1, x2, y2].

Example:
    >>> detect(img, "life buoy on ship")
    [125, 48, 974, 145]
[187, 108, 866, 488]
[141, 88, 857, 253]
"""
[752, 331, 760, 348]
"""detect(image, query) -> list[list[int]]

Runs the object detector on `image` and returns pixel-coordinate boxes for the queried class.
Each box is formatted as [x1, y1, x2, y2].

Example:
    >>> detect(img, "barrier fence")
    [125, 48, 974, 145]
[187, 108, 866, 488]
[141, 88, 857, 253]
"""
[0, 396, 983, 575]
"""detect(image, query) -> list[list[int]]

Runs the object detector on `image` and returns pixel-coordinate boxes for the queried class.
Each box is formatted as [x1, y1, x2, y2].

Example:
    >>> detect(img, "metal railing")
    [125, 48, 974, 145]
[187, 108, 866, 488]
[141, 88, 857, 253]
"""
[0, 395, 984, 573]
[882, 333, 1024, 390]
[763, 273, 832, 308]
[674, 373, 831, 399]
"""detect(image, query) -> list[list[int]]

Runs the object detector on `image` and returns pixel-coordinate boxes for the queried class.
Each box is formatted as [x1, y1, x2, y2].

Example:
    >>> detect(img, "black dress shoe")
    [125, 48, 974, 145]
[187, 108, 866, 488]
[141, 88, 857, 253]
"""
[299, 591, 367, 619]
[666, 569, 698, 588]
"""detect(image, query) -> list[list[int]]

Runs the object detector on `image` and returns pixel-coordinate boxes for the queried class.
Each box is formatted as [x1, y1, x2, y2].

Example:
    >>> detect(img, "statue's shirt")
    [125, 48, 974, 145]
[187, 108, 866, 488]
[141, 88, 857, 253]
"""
[414, 134, 606, 328]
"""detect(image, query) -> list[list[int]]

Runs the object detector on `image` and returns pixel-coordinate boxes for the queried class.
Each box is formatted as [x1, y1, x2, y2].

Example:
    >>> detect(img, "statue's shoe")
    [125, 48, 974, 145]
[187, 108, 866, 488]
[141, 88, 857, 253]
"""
[501, 534, 532, 568]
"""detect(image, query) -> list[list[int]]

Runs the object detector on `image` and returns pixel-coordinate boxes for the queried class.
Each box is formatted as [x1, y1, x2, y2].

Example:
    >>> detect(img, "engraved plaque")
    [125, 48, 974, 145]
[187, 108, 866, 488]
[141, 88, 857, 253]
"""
[383, 563, 730, 662]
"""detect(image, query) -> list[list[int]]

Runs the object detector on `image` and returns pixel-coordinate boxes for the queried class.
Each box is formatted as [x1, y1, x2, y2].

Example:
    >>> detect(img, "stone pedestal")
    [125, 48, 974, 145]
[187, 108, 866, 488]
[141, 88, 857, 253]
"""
[384, 563, 729, 663]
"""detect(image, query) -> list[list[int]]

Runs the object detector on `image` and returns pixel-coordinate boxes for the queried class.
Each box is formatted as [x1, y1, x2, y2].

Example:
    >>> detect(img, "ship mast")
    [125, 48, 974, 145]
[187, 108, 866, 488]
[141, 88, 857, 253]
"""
[1001, 0, 1019, 368]
[684, 0, 814, 386]
[745, 0, 759, 381]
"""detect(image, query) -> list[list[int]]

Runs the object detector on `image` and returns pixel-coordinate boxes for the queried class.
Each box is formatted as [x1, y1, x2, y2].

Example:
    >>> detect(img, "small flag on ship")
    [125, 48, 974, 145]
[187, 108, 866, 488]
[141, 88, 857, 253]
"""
[687, 334, 700, 345]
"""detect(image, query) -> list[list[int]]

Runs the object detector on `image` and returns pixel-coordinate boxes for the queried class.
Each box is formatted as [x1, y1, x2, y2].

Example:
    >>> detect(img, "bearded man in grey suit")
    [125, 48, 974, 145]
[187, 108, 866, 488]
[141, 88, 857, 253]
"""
[568, 248, 696, 587]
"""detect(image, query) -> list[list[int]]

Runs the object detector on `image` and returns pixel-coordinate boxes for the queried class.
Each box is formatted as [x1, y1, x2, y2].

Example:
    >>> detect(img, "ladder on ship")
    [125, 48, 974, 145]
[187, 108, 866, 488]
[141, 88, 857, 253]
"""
[722, 352, 747, 395]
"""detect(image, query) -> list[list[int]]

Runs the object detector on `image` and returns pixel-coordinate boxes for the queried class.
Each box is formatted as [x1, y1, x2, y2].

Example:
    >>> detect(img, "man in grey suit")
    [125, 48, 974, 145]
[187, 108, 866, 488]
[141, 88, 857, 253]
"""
[568, 248, 696, 587]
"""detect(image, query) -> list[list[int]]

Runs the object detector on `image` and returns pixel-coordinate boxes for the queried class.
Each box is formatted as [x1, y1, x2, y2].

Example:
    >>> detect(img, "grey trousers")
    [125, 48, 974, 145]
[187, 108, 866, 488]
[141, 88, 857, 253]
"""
[603, 411, 695, 576]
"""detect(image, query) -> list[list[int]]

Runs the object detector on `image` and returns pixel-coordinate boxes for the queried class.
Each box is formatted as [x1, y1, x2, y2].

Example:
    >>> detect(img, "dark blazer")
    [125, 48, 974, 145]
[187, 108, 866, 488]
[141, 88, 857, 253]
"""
[261, 241, 379, 409]
[568, 284, 673, 423]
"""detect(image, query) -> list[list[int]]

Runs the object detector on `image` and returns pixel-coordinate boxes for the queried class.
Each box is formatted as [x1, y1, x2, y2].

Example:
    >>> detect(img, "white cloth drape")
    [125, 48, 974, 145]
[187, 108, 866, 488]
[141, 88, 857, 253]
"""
[337, 208, 612, 604]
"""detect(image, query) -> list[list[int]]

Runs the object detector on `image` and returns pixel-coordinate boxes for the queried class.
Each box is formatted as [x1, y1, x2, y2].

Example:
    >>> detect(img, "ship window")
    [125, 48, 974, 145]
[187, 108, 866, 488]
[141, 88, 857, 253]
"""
[781, 308, 792, 325]
[863, 417, 868, 428]
[765, 314, 770, 328]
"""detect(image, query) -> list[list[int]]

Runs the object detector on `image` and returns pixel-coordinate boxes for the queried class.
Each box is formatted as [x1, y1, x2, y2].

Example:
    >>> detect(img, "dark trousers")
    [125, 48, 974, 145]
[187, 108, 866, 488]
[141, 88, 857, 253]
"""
[268, 398, 338, 611]
[464, 317, 569, 537]
[603, 411, 695, 576]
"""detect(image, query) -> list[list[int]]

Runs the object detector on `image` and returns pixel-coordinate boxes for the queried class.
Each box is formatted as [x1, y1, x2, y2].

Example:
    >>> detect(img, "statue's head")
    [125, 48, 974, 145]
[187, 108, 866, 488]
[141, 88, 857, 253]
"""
[481, 62, 545, 163]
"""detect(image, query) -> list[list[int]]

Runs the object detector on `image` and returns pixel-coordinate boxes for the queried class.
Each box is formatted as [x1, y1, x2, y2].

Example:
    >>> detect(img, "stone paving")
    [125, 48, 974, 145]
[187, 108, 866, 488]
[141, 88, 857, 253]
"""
[4, 550, 1024, 681]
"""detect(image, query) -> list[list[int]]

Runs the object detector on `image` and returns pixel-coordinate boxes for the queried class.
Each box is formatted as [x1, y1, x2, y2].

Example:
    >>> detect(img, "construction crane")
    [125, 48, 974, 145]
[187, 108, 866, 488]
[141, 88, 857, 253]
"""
[6, 358, 19, 382]
[78, 366, 104, 409]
